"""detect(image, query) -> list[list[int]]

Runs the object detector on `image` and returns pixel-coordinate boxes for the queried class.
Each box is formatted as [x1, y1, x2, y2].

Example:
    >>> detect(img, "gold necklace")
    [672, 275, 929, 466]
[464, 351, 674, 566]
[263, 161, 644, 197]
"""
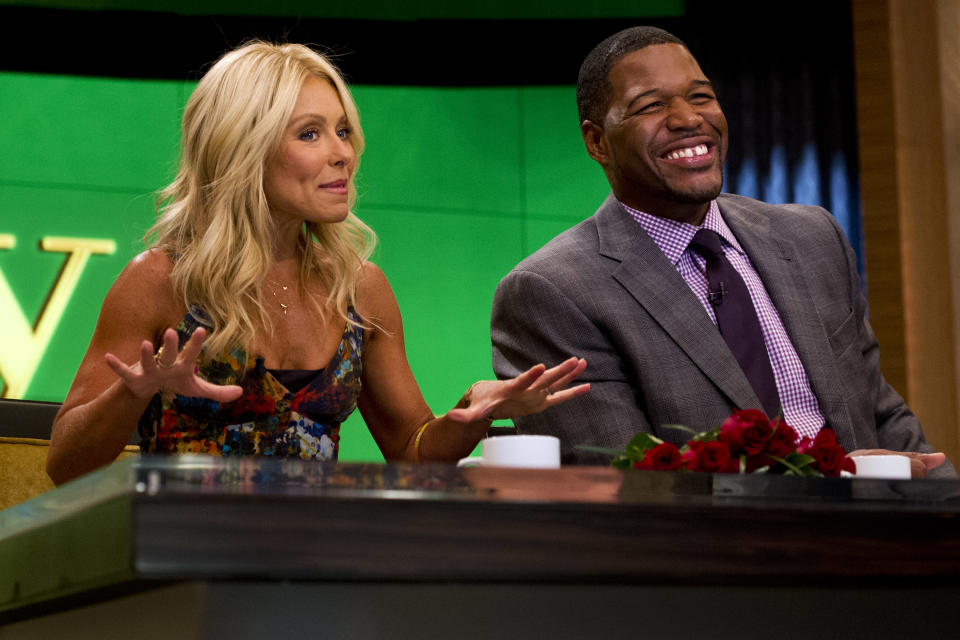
[266, 278, 292, 316]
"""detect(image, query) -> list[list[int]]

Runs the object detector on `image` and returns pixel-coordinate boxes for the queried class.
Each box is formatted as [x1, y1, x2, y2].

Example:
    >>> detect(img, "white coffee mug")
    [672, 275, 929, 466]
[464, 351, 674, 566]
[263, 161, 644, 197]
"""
[456, 435, 561, 469]
[851, 454, 912, 479]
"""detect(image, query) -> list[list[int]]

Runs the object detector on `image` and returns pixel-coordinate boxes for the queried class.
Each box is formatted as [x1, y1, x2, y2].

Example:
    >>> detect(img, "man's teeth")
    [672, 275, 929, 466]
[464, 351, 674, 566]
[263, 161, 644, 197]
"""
[665, 144, 709, 160]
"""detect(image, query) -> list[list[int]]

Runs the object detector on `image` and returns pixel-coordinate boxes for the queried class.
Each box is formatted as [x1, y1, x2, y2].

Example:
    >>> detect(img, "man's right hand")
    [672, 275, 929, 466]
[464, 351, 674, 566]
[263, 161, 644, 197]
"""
[849, 449, 946, 479]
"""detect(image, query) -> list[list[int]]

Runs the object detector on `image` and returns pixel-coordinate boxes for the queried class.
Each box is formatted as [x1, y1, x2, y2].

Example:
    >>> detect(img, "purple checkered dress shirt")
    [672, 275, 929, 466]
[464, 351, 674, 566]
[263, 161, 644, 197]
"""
[622, 200, 825, 439]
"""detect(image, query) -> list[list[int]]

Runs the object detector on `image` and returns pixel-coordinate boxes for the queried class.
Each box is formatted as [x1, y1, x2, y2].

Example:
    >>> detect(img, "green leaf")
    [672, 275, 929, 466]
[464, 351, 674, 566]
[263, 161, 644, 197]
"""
[784, 453, 816, 469]
[661, 424, 697, 436]
[768, 453, 820, 476]
[575, 445, 627, 457]
[691, 427, 721, 443]
[624, 433, 663, 459]
[611, 456, 632, 470]
[766, 454, 801, 474]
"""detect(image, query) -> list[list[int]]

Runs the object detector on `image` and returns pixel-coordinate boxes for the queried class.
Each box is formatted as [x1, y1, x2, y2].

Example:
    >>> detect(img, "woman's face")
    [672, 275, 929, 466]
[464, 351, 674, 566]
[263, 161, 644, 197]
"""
[264, 76, 355, 227]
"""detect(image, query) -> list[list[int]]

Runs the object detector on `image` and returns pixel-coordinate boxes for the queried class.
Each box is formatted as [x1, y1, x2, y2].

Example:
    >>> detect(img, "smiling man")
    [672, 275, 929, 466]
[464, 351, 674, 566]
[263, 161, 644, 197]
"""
[490, 26, 955, 478]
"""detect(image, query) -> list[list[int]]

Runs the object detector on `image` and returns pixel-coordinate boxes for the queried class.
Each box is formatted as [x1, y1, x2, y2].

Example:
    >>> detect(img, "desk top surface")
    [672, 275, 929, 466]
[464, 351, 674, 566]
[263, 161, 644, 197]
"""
[7, 453, 960, 518]
[4, 456, 960, 618]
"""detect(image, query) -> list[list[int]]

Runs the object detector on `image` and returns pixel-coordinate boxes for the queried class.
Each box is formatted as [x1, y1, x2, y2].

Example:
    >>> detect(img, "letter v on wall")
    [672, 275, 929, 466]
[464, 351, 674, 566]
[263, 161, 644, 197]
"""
[0, 236, 115, 398]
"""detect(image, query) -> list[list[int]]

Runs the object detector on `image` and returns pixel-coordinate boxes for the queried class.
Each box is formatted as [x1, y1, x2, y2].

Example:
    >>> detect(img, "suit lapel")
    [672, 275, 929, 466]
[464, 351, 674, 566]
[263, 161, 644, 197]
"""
[594, 195, 762, 411]
[718, 196, 856, 447]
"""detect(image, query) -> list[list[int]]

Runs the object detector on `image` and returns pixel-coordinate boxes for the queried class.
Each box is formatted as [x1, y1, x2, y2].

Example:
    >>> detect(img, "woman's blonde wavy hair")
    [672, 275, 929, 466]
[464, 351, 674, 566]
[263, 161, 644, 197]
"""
[147, 41, 376, 356]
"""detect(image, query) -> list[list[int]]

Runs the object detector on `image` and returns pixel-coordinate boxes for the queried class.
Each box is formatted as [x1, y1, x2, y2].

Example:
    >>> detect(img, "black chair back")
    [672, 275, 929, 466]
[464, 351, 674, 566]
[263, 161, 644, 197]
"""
[0, 399, 61, 439]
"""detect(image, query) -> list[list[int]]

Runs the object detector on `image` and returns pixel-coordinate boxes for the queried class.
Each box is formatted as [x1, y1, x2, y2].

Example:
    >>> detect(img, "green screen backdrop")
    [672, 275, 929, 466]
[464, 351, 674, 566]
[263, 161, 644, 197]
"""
[0, 71, 610, 460]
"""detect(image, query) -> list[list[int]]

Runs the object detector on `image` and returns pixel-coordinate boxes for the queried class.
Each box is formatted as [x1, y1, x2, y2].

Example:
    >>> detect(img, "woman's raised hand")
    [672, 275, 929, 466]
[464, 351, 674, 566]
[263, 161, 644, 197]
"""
[445, 357, 590, 424]
[104, 327, 243, 402]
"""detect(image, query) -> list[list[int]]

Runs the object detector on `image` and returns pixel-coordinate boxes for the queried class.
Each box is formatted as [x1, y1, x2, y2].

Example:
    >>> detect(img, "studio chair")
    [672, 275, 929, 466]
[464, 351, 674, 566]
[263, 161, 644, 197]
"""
[0, 399, 138, 510]
[0, 399, 62, 510]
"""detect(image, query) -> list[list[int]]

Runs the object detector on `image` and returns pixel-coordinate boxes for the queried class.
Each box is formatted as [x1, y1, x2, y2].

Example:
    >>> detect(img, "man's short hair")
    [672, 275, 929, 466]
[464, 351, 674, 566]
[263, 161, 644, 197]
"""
[576, 26, 688, 125]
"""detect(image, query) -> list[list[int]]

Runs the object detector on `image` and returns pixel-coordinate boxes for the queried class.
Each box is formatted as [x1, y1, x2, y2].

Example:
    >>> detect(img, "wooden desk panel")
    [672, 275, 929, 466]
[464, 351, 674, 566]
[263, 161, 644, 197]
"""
[3, 455, 960, 635]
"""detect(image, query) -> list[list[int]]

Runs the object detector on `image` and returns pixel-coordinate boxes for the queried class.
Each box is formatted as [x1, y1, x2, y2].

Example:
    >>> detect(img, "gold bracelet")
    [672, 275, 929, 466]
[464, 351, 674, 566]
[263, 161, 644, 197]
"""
[413, 421, 430, 463]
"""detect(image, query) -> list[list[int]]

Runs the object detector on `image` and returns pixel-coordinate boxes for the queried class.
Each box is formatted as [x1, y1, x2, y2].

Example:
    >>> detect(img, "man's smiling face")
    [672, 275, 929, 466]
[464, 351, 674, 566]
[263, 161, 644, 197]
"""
[586, 43, 728, 224]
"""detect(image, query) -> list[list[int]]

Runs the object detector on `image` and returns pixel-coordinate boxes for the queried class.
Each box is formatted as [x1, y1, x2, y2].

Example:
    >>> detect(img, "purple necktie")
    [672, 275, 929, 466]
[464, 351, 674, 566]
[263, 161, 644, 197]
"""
[689, 229, 781, 418]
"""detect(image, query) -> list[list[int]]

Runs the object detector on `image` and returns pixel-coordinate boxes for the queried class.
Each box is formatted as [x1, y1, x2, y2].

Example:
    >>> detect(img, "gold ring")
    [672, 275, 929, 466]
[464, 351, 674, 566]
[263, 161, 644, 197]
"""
[154, 346, 177, 369]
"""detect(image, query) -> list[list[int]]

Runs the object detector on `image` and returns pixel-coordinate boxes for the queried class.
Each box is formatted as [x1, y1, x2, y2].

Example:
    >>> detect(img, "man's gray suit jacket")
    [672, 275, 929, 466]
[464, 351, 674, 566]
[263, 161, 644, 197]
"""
[491, 193, 956, 477]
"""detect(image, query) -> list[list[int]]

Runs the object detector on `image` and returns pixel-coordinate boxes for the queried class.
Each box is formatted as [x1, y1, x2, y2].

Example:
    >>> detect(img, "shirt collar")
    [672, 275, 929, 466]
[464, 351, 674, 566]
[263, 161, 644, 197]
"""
[619, 199, 745, 265]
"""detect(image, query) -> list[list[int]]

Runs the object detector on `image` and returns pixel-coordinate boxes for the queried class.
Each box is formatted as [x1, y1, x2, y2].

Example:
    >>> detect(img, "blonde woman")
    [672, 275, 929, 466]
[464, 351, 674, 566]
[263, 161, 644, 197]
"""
[46, 41, 588, 485]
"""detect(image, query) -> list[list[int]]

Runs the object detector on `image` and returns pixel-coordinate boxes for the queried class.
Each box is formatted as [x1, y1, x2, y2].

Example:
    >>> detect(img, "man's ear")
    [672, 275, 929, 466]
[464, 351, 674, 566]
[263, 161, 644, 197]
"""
[581, 120, 607, 165]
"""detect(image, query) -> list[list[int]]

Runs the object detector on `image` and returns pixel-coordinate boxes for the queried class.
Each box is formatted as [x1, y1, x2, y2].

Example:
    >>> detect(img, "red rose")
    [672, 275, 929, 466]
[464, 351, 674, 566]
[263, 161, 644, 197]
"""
[683, 440, 738, 473]
[742, 421, 774, 455]
[681, 446, 697, 470]
[634, 442, 683, 471]
[798, 427, 837, 453]
[765, 419, 799, 458]
[744, 453, 771, 473]
[719, 409, 772, 455]
[842, 456, 857, 475]
[744, 421, 796, 472]
[800, 428, 848, 476]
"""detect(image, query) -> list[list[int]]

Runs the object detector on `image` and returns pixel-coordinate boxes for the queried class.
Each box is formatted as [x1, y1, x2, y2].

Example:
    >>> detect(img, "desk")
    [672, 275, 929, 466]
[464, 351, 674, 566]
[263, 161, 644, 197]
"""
[2, 456, 960, 638]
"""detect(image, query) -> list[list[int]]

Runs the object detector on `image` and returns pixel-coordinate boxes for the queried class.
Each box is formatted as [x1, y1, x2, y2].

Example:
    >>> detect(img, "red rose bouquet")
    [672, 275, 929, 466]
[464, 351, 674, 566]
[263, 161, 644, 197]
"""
[606, 409, 856, 477]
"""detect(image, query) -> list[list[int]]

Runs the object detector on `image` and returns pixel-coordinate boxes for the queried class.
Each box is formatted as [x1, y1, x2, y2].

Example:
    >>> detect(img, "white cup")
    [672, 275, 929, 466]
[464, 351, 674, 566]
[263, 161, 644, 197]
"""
[851, 454, 912, 479]
[456, 435, 561, 469]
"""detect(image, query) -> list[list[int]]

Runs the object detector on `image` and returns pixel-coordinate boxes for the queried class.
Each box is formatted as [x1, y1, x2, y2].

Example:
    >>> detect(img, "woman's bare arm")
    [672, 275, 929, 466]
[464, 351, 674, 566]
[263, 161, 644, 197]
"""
[47, 250, 241, 484]
[355, 263, 588, 462]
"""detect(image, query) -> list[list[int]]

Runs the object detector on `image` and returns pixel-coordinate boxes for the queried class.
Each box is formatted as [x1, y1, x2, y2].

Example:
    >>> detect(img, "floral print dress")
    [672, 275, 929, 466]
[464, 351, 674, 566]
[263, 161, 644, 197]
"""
[138, 306, 363, 461]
